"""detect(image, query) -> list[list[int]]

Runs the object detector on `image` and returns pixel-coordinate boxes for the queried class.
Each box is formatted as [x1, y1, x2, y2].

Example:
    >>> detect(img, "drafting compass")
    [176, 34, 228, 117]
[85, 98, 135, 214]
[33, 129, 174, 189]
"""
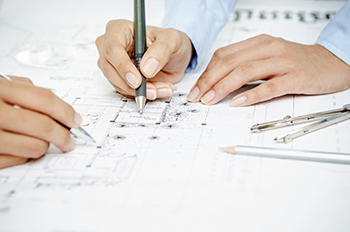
[251, 103, 350, 143]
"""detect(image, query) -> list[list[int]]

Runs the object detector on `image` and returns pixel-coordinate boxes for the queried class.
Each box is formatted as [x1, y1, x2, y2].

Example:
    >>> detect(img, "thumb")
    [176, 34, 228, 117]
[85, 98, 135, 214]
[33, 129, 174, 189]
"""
[140, 28, 189, 78]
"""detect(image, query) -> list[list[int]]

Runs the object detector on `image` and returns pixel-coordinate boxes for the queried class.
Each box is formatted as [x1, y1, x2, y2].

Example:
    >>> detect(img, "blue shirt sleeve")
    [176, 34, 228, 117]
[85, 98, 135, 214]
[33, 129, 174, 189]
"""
[161, 0, 236, 72]
[316, 0, 350, 66]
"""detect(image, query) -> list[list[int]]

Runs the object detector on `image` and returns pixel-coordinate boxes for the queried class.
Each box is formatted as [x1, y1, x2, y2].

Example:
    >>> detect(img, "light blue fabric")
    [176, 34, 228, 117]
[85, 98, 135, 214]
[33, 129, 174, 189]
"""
[162, 0, 350, 70]
[316, 0, 350, 66]
[161, 0, 236, 71]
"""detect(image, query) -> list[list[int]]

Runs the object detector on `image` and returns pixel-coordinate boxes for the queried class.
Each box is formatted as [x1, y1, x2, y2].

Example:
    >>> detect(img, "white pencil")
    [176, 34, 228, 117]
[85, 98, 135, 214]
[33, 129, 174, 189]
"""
[224, 145, 350, 165]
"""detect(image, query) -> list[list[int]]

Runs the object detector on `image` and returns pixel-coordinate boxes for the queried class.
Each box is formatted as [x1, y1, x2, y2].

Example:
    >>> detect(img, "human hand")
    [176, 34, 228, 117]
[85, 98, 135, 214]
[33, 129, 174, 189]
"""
[95, 19, 193, 100]
[0, 76, 82, 169]
[187, 34, 350, 106]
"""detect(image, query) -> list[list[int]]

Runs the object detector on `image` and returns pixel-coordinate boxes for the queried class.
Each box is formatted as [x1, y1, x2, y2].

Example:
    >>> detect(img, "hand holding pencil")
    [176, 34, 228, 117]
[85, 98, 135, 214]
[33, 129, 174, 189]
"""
[0, 74, 83, 169]
[95, 19, 192, 101]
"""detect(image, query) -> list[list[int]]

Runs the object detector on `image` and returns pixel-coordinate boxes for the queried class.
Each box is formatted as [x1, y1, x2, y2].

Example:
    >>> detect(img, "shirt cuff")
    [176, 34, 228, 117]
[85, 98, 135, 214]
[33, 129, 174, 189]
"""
[315, 1, 350, 66]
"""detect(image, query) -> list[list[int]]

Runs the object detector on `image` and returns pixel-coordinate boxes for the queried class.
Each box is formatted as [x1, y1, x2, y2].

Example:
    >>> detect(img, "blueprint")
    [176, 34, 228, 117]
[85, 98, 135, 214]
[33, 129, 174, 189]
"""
[0, 1, 350, 232]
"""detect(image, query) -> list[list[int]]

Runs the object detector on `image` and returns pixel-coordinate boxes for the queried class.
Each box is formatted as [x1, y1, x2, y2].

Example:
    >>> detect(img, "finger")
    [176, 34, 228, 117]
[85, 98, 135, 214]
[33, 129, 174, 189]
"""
[152, 82, 177, 99]
[200, 57, 289, 105]
[97, 51, 135, 96]
[0, 130, 48, 159]
[0, 79, 82, 129]
[0, 102, 75, 152]
[8, 76, 34, 85]
[230, 75, 293, 107]
[99, 20, 142, 89]
[144, 81, 177, 100]
[187, 36, 282, 103]
[205, 34, 274, 72]
[0, 154, 28, 169]
[146, 82, 157, 100]
[140, 27, 192, 78]
[147, 70, 183, 84]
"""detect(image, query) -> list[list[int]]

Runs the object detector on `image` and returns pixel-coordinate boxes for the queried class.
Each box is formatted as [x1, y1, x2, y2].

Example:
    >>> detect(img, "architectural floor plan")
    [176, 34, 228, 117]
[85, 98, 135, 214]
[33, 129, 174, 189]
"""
[0, 1, 349, 231]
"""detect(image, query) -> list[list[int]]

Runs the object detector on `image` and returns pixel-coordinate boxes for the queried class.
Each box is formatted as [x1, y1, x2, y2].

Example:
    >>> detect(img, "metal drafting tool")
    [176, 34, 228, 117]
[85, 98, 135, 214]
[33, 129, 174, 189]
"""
[251, 103, 350, 143]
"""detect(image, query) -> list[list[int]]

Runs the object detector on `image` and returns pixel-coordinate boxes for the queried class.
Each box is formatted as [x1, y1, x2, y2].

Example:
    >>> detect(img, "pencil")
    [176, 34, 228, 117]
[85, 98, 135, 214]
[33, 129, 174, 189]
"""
[224, 145, 350, 165]
[134, 0, 147, 114]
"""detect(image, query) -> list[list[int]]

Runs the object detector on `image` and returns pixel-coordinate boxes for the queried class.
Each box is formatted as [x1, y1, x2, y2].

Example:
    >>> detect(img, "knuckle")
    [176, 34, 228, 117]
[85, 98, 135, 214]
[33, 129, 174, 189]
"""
[100, 62, 110, 77]
[268, 39, 286, 53]
[256, 34, 271, 41]
[236, 62, 254, 77]
[95, 35, 102, 47]
[213, 47, 227, 60]
[264, 81, 280, 94]
[201, 74, 211, 86]
[163, 28, 180, 41]
[27, 140, 49, 158]
[103, 67, 112, 79]
[114, 85, 129, 96]
[39, 88, 55, 102]
[12, 76, 33, 85]
[106, 20, 117, 31]
[14, 157, 29, 166]
[61, 104, 75, 121]
[160, 28, 180, 50]
[39, 116, 55, 135]
[100, 63, 117, 81]
[37, 88, 58, 114]
[220, 55, 235, 68]
[164, 27, 178, 37]
[248, 89, 262, 104]
[59, 131, 72, 148]
[20, 77, 33, 84]
[104, 43, 115, 60]
[215, 81, 230, 94]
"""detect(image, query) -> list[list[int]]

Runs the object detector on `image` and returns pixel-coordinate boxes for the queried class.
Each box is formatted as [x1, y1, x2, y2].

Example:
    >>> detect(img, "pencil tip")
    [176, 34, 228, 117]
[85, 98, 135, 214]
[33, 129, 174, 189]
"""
[225, 146, 237, 154]
[219, 146, 236, 154]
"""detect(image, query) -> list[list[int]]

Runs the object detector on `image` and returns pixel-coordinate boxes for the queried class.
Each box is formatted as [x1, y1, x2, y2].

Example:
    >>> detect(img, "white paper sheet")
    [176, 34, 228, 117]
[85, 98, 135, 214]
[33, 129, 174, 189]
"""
[0, 1, 349, 231]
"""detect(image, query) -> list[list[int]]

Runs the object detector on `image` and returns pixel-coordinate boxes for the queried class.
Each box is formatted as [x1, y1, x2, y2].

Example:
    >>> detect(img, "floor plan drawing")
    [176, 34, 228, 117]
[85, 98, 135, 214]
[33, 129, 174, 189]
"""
[1, 1, 350, 231]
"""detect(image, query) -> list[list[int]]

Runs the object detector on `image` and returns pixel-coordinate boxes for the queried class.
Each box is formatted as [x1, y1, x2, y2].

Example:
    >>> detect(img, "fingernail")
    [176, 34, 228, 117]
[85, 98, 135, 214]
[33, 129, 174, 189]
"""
[142, 58, 159, 77]
[157, 88, 173, 98]
[65, 138, 76, 152]
[74, 112, 82, 128]
[125, 72, 139, 88]
[230, 96, 247, 107]
[187, 86, 199, 102]
[201, 90, 215, 105]
[147, 88, 157, 100]
[171, 85, 177, 91]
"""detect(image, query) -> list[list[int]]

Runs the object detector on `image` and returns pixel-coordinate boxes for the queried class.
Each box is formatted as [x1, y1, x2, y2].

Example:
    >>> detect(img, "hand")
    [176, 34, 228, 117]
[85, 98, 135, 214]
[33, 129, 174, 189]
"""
[0, 76, 82, 169]
[95, 19, 193, 100]
[187, 34, 350, 106]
